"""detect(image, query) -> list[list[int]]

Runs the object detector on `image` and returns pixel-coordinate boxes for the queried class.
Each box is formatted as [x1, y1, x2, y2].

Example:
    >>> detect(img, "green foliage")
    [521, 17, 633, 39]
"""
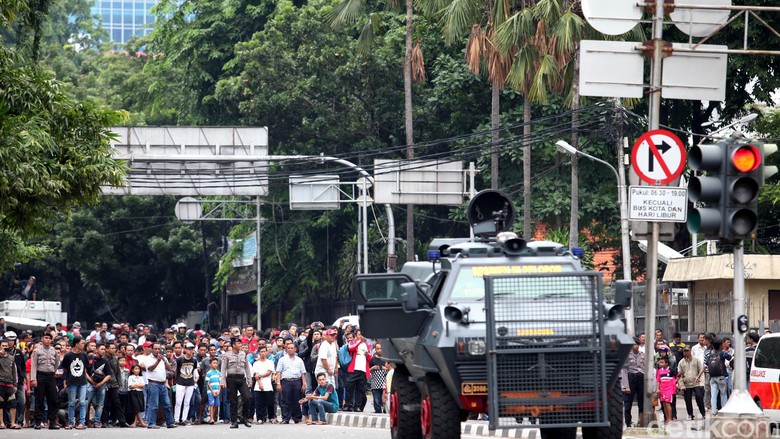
[47, 196, 219, 323]
[218, 1, 401, 152]
[212, 222, 254, 295]
[0, 0, 28, 29]
[543, 227, 594, 271]
[146, 0, 277, 124]
[0, 45, 126, 267]
[756, 106, 780, 139]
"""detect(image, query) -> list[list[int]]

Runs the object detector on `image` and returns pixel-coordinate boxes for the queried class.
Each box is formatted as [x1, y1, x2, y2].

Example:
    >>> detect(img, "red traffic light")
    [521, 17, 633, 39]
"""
[731, 145, 761, 172]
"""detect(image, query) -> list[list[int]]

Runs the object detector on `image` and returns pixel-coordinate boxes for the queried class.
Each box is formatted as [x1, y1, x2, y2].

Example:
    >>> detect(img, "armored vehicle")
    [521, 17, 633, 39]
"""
[353, 190, 633, 439]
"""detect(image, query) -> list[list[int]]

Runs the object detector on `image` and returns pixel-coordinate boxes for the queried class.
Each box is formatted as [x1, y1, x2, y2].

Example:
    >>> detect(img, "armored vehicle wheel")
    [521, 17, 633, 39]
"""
[582, 379, 623, 439]
[390, 368, 422, 439]
[420, 375, 461, 439]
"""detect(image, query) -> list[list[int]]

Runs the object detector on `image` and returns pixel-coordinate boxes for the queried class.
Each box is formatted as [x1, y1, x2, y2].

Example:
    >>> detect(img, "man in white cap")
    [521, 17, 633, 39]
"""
[4, 332, 25, 427]
[136, 324, 147, 346]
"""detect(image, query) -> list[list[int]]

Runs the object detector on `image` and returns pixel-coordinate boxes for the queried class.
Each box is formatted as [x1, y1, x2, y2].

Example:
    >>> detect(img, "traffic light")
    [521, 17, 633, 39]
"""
[722, 141, 763, 241]
[687, 142, 726, 239]
[688, 139, 777, 242]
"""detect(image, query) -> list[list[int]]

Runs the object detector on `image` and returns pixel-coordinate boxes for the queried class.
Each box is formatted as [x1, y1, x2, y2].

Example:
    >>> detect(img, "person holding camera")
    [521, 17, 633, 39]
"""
[138, 342, 176, 429]
[7, 271, 36, 301]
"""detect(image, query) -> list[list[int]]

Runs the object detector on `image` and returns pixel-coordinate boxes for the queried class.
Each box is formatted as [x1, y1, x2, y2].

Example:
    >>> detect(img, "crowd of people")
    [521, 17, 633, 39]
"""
[621, 328, 759, 428]
[0, 318, 392, 430]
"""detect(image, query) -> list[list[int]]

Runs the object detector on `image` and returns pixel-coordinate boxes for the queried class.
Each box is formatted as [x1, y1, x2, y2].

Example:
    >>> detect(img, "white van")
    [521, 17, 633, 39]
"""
[749, 333, 780, 417]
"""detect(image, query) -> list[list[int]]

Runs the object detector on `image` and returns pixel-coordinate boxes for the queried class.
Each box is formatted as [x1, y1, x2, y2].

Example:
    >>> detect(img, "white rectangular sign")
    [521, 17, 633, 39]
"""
[628, 186, 688, 223]
[662, 44, 727, 102]
[373, 159, 464, 205]
[579, 40, 644, 99]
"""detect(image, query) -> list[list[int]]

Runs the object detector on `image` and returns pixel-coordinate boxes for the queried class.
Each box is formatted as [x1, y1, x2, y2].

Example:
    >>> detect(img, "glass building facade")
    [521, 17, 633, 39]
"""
[91, 1, 158, 44]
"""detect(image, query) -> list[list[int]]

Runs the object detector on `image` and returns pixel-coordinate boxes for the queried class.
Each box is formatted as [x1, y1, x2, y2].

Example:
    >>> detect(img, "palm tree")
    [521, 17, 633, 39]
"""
[421, 0, 513, 190]
[494, 0, 584, 241]
[330, 0, 424, 263]
[536, 1, 643, 250]
[560, 6, 644, 251]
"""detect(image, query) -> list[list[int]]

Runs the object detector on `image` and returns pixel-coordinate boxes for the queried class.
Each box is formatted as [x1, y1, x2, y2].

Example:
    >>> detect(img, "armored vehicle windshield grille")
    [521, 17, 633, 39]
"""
[484, 272, 607, 430]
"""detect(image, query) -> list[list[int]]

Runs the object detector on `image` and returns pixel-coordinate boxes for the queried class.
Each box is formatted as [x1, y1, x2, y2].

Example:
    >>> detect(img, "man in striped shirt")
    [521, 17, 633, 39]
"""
[274, 342, 307, 424]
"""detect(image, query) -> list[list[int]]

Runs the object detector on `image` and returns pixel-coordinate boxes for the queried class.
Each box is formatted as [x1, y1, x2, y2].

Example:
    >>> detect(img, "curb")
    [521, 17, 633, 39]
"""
[325, 412, 539, 437]
[323, 413, 673, 438]
[327, 412, 390, 429]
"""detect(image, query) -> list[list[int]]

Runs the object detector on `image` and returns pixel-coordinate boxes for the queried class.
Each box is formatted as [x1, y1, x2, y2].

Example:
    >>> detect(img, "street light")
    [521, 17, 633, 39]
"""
[698, 113, 758, 145]
[556, 140, 633, 327]
[700, 112, 758, 129]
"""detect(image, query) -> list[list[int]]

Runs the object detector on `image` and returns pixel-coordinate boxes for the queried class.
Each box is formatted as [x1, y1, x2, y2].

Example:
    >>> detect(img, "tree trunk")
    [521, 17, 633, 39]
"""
[404, 0, 415, 262]
[523, 99, 531, 240]
[491, 82, 500, 189]
[569, 42, 580, 251]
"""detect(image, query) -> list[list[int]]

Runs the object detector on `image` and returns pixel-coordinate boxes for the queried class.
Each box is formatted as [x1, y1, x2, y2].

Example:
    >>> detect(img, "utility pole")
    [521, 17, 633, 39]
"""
[618, 136, 633, 334]
[641, 0, 664, 425]
[256, 197, 262, 331]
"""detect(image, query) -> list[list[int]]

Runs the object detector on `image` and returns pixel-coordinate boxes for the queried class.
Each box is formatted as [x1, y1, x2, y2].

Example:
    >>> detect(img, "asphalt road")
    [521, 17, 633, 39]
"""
[7, 423, 430, 439]
[11, 421, 780, 438]
[9, 395, 770, 438]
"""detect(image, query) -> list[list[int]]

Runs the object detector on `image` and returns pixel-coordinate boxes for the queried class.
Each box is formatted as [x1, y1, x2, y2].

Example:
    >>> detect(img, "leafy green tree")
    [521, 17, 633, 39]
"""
[48, 196, 220, 324]
[1, 0, 27, 28]
[146, 0, 278, 124]
[212, 0, 461, 315]
[0, 46, 126, 267]
[0, 0, 125, 281]
[418, 0, 513, 191]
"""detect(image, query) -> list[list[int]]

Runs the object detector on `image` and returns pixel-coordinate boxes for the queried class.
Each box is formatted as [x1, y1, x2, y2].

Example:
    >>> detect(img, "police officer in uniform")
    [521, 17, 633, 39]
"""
[220, 337, 252, 428]
[30, 333, 60, 429]
[621, 336, 645, 428]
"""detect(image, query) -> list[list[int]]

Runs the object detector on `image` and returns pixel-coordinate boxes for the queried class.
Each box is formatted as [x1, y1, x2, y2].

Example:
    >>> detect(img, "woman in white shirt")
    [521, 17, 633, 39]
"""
[250, 346, 275, 423]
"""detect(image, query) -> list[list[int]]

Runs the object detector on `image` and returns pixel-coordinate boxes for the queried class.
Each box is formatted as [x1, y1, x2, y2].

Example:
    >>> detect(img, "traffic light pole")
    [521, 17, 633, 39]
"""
[717, 241, 764, 418]
[732, 242, 746, 392]
[642, 0, 664, 426]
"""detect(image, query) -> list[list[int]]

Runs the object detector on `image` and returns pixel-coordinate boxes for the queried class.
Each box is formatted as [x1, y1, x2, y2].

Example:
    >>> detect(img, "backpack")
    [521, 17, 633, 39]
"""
[338, 344, 353, 368]
[708, 352, 725, 377]
[746, 347, 756, 379]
